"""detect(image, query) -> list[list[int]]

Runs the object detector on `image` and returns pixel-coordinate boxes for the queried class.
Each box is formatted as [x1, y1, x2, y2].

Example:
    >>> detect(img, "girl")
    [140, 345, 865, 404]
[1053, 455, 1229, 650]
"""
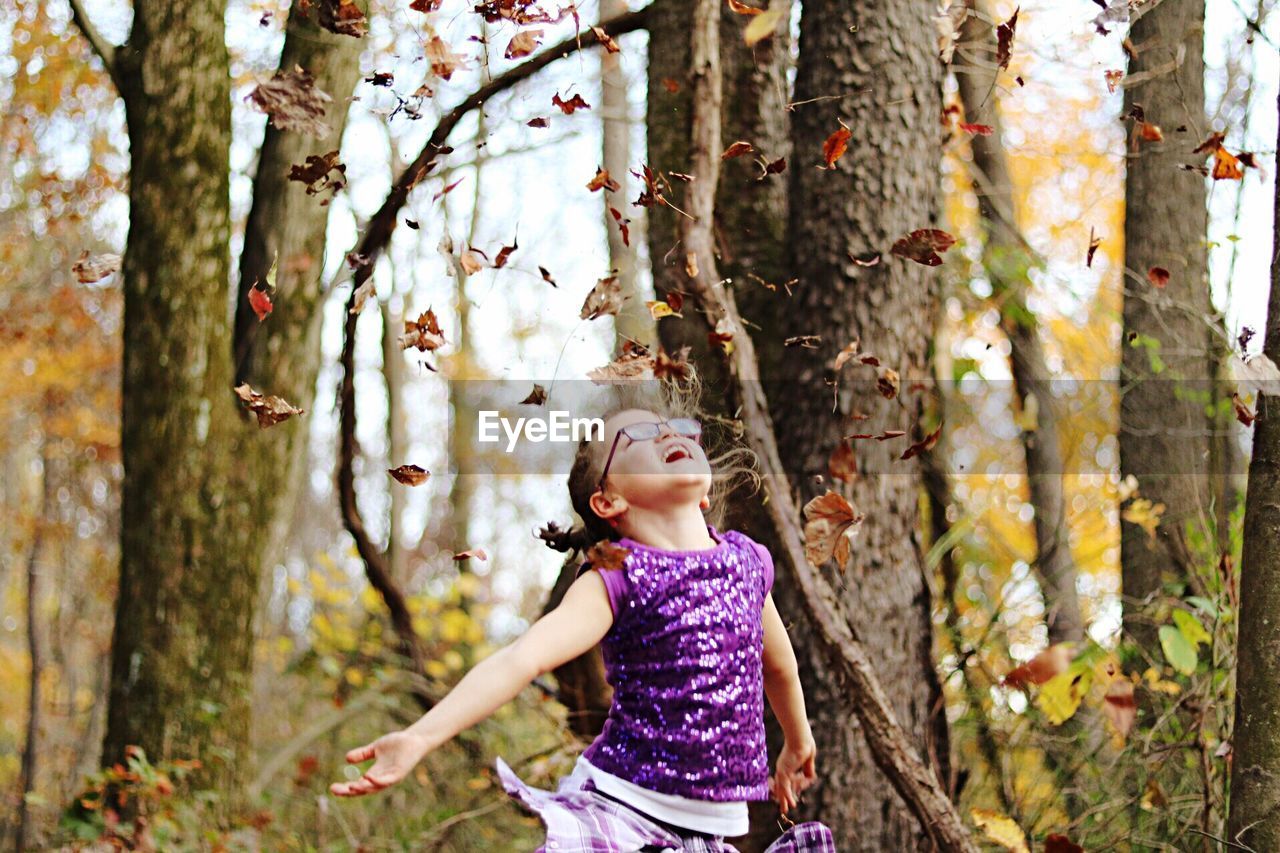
[331, 376, 834, 852]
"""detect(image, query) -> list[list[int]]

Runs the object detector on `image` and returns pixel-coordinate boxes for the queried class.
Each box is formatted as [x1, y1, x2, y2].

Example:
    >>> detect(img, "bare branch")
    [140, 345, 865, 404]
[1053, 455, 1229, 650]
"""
[67, 0, 124, 93]
[681, 0, 980, 848]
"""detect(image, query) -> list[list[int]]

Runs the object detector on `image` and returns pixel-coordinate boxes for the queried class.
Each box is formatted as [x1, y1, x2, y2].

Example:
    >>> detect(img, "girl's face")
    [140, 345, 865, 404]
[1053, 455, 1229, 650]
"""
[591, 408, 712, 514]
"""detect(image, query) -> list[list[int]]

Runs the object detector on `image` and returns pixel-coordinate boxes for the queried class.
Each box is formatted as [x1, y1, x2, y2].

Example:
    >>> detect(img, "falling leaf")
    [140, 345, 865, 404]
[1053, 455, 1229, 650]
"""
[1139, 121, 1163, 143]
[519, 384, 548, 405]
[590, 25, 620, 53]
[504, 28, 542, 59]
[1122, 497, 1165, 541]
[1212, 146, 1244, 180]
[827, 441, 857, 483]
[900, 420, 943, 460]
[539, 266, 557, 287]
[958, 122, 993, 136]
[610, 207, 631, 246]
[758, 156, 787, 180]
[801, 490, 864, 569]
[727, 0, 764, 13]
[581, 275, 625, 320]
[722, 140, 754, 159]
[1147, 266, 1169, 288]
[647, 300, 683, 319]
[399, 308, 447, 352]
[632, 164, 666, 207]
[366, 71, 393, 87]
[995, 8, 1018, 71]
[1192, 130, 1227, 154]
[1102, 675, 1136, 740]
[785, 335, 822, 348]
[388, 464, 431, 486]
[452, 547, 488, 561]
[661, 77, 681, 93]
[288, 150, 346, 200]
[409, 0, 442, 10]
[432, 177, 464, 202]
[316, 0, 367, 36]
[1044, 835, 1083, 853]
[350, 278, 376, 314]
[587, 167, 621, 192]
[588, 344, 656, 382]
[1086, 227, 1101, 267]
[527, 116, 550, 128]
[744, 4, 786, 47]
[584, 540, 631, 572]
[821, 125, 852, 169]
[72, 251, 122, 283]
[426, 33, 465, 80]
[552, 91, 591, 114]
[249, 282, 273, 322]
[234, 383, 306, 428]
[935, 2, 967, 63]
[833, 339, 861, 371]
[1037, 668, 1090, 725]
[970, 808, 1029, 853]
[460, 250, 485, 275]
[654, 345, 693, 381]
[1233, 392, 1256, 426]
[246, 67, 333, 137]
[890, 229, 956, 266]
[708, 317, 735, 355]
[876, 366, 900, 399]
[1002, 643, 1073, 690]
[849, 250, 880, 267]
[1104, 69, 1124, 93]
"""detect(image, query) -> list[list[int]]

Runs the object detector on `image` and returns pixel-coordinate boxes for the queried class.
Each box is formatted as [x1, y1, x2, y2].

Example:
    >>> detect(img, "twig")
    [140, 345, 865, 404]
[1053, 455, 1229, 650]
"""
[681, 0, 979, 849]
[67, 0, 125, 93]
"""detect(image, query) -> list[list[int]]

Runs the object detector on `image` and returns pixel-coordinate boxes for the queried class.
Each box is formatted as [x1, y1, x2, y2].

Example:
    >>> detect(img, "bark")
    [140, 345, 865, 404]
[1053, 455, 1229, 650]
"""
[382, 295, 412, 586]
[956, 2, 1083, 647]
[1226, 71, 1280, 853]
[765, 0, 954, 847]
[1119, 0, 1215, 668]
[101, 0, 262, 811]
[679, 0, 975, 849]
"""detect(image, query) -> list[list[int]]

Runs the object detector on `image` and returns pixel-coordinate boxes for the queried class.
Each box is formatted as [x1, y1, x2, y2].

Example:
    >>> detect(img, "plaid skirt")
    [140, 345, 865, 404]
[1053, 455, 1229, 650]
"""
[495, 756, 837, 853]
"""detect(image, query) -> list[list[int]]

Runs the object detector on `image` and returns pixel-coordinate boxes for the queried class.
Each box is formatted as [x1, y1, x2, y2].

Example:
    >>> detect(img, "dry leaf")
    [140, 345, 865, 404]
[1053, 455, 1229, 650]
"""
[234, 383, 306, 428]
[288, 150, 346, 200]
[399, 308, 447, 352]
[900, 420, 943, 460]
[801, 490, 864, 569]
[246, 66, 332, 138]
[827, 441, 858, 483]
[581, 276, 625, 320]
[588, 345, 656, 382]
[821, 125, 852, 169]
[995, 8, 1018, 71]
[248, 283, 273, 321]
[504, 28, 542, 59]
[833, 339, 861, 371]
[520, 383, 548, 405]
[890, 229, 956, 266]
[72, 251, 122, 283]
[876, 366, 900, 399]
[1212, 146, 1244, 180]
[722, 140, 754, 159]
[743, 4, 786, 46]
[388, 464, 431, 486]
[590, 25, 620, 53]
[587, 167, 621, 192]
[552, 91, 591, 113]
[1147, 266, 1170, 288]
[727, 0, 764, 14]
[1002, 642, 1073, 690]
[654, 345, 693, 382]
[970, 808, 1029, 853]
[1102, 676, 1136, 740]
[316, 0, 367, 37]
[452, 547, 488, 561]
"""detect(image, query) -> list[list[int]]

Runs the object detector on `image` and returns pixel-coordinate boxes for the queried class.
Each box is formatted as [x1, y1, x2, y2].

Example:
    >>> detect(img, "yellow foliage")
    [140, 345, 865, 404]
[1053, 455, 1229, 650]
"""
[424, 659, 448, 679]
[1036, 668, 1092, 725]
[970, 807, 1029, 853]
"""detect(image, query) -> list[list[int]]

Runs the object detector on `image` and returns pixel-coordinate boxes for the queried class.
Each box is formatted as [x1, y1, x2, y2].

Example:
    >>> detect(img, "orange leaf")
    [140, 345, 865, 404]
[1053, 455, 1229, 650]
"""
[1212, 146, 1243, 180]
[722, 140, 754, 159]
[388, 464, 430, 486]
[1147, 266, 1170, 288]
[1002, 642, 1073, 690]
[248, 284, 274, 321]
[727, 0, 764, 13]
[821, 126, 852, 169]
[801, 490, 865, 569]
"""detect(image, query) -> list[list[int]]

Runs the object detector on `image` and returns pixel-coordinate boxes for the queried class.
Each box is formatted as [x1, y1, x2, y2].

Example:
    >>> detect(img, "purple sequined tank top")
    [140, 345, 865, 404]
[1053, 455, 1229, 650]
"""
[576, 525, 774, 801]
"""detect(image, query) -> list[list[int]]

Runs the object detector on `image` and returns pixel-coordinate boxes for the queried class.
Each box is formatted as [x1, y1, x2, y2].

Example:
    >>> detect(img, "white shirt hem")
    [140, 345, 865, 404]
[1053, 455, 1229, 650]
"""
[577, 755, 750, 837]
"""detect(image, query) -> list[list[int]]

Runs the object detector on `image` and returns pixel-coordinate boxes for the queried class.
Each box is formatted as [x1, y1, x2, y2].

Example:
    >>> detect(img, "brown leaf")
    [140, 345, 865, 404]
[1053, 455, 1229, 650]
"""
[661, 77, 681, 93]
[900, 420, 943, 460]
[426, 34, 464, 80]
[388, 464, 431, 486]
[588, 344, 656, 382]
[234, 383, 306, 428]
[758, 155, 787, 179]
[1147, 266, 1170, 288]
[432, 176, 465, 202]
[722, 140, 754, 159]
[452, 547, 488, 561]
[519, 383, 548, 405]
[552, 91, 591, 114]
[584, 540, 630, 572]
[727, 0, 764, 13]
[246, 66, 333, 138]
[996, 7, 1018, 70]
[316, 0, 367, 37]
[1102, 676, 1136, 740]
[539, 266, 557, 287]
[801, 490, 864, 569]
[827, 441, 858, 483]
[609, 207, 631, 246]
[409, 0, 442, 11]
[527, 116, 550, 128]
[581, 275, 625, 320]
[785, 335, 822, 348]
[833, 339, 861, 371]
[399, 308, 447, 352]
[590, 25, 620, 53]
[876, 366, 900, 399]
[494, 236, 518, 268]
[1193, 130, 1227, 154]
[72, 251, 122, 283]
[821, 125, 852, 169]
[1104, 69, 1124, 93]
[654, 345, 694, 382]
[632, 164, 666, 207]
[1139, 121, 1163, 142]
[504, 28, 542, 59]
[587, 167, 621, 192]
[1002, 642, 1072, 690]
[288, 150, 346, 200]
[1233, 392, 1256, 426]
[1044, 834, 1085, 853]
[1086, 227, 1101, 268]
[1212, 146, 1244, 180]
[890, 229, 956, 266]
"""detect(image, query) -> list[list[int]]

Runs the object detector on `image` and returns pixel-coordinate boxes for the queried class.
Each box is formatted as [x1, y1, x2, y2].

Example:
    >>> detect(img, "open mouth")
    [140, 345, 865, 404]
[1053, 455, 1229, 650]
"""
[662, 444, 693, 463]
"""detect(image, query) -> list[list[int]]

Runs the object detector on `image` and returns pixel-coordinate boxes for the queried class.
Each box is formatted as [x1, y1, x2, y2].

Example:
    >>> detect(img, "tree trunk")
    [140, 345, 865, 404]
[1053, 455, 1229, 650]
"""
[1226, 72, 1280, 853]
[955, 2, 1084, 647]
[769, 0, 949, 847]
[1118, 0, 1214, 670]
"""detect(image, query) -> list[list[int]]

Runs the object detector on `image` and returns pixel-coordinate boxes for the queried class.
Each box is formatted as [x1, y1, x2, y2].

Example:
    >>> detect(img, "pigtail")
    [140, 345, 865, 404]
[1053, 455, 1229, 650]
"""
[537, 520, 597, 556]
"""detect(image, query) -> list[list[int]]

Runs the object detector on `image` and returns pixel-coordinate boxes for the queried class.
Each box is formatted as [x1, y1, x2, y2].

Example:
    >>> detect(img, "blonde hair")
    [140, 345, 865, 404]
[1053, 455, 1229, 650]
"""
[537, 364, 761, 558]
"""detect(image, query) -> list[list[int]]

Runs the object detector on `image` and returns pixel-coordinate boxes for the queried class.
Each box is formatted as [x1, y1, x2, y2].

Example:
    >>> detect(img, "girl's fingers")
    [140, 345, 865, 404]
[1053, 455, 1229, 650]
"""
[346, 744, 374, 763]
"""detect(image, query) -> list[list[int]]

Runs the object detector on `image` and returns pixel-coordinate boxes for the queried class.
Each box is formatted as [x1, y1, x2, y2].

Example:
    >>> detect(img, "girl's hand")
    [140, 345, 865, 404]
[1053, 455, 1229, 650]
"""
[329, 731, 429, 797]
[769, 736, 816, 815]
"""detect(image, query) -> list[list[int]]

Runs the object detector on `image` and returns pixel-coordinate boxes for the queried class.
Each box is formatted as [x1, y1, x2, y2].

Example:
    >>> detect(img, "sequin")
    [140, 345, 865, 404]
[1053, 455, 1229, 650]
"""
[579, 526, 772, 801]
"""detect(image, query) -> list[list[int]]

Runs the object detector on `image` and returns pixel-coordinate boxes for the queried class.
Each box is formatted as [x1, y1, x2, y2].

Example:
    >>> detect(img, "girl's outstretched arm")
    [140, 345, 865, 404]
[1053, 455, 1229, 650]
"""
[761, 592, 817, 814]
[330, 570, 614, 797]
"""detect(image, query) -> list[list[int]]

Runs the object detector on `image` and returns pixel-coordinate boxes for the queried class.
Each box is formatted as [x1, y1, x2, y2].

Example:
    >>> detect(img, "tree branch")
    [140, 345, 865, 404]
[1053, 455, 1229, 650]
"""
[67, 0, 124, 93]
[681, 0, 979, 848]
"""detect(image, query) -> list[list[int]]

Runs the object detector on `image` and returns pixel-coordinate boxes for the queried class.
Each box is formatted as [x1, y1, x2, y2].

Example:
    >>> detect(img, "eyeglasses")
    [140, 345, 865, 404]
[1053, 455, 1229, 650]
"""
[597, 417, 702, 491]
